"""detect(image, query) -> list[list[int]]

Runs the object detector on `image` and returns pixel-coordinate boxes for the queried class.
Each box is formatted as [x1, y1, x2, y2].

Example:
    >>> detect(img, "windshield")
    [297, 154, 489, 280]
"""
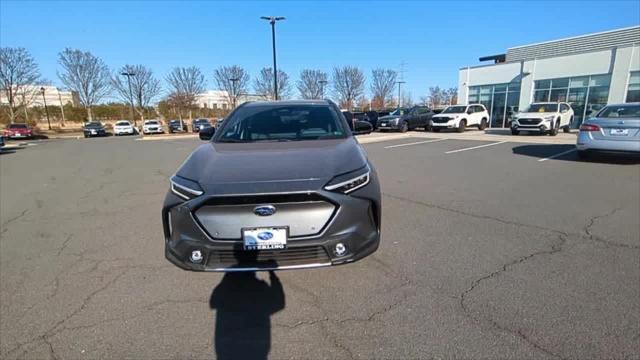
[195, 119, 209, 123]
[115, 121, 129, 126]
[442, 105, 467, 114]
[145, 121, 159, 125]
[85, 122, 102, 128]
[389, 108, 408, 116]
[596, 104, 640, 118]
[523, 103, 559, 113]
[216, 104, 347, 142]
[8, 124, 27, 129]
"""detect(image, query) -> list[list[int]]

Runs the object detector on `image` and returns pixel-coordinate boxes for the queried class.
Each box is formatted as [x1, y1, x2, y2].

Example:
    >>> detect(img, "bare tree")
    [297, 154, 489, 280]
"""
[57, 48, 111, 121]
[370, 69, 397, 110]
[254, 67, 291, 100]
[165, 66, 205, 124]
[0, 47, 41, 123]
[402, 91, 414, 107]
[213, 65, 249, 108]
[296, 69, 328, 99]
[446, 87, 458, 105]
[112, 65, 162, 123]
[427, 86, 445, 107]
[332, 66, 365, 110]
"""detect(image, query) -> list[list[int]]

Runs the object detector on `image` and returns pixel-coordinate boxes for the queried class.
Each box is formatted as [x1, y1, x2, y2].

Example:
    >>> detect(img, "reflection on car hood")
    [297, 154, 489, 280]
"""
[177, 138, 367, 194]
[379, 115, 401, 121]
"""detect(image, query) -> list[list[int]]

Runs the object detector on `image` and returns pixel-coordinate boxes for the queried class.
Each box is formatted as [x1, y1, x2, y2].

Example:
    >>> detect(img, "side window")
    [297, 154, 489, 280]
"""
[560, 104, 570, 113]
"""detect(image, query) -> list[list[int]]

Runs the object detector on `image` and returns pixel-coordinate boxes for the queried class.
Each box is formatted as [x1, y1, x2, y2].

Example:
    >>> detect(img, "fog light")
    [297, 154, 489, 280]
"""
[190, 250, 203, 263]
[334, 243, 347, 256]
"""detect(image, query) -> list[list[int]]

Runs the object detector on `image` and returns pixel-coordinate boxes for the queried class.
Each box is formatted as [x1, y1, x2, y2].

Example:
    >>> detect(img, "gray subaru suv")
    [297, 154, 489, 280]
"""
[162, 100, 381, 271]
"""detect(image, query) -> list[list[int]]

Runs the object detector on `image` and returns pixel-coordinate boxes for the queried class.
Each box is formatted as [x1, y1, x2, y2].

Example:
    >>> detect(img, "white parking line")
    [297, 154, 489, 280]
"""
[445, 141, 508, 154]
[384, 138, 447, 149]
[538, 148, 577, 162]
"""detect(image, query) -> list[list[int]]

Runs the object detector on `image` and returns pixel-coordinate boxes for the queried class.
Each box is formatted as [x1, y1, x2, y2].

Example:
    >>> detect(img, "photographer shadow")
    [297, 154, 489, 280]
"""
[209, 254, 285, 360]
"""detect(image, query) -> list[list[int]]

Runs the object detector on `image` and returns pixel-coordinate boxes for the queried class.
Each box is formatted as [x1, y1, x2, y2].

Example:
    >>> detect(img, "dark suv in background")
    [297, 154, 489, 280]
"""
[192, 118, 211, 132]
[168, 120, 188, 133]
[377, 106, 435, 132]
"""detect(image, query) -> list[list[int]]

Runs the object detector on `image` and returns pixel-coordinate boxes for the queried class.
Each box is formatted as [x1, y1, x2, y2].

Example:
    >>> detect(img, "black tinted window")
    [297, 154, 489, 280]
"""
[8, 124, 27, 129]
[217, 104, 347, 142]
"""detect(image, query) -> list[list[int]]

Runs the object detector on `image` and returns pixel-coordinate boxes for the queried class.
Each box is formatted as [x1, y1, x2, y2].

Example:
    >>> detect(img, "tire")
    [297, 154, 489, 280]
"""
[563, 126, 570, 133]
[549, 118, 560, 136]
[456, 120, 466, 133]
[478, 118, 488, 130]
[424, 125, 432, 132]
[432, 128, 440, 132]
[511, 129, 520, 135]
[400, 121, 408, 133]
[84, 134, 88, 138]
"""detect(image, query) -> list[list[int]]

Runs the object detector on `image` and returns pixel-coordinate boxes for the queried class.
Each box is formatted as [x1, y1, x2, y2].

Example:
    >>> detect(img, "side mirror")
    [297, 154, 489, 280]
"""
[353, 120, 372, 135]
[199, 126, 215, 140]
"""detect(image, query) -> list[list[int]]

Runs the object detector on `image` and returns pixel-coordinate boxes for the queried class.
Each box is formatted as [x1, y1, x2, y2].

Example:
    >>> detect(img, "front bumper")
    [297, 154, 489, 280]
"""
[162, 175, 381, 272]
[377, 122, 400, 130]
[114, 128, 134, 135]
[84, 130, 106, 137]
[512, 120, 550, 132]
[144, 128, 164, 134]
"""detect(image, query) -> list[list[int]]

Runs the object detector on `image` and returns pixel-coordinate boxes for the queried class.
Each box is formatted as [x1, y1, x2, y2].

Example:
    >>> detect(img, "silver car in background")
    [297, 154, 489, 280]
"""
[577, 103, 640, 159]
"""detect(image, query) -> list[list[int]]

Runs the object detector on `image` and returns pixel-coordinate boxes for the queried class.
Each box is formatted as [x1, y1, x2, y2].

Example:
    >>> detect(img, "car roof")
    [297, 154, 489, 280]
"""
[242, 100, 332, 108]
[603, 103, 640, 107]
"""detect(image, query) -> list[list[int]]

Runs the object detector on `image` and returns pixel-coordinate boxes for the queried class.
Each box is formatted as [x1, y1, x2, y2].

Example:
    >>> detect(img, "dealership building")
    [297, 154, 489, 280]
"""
[458, 26, 640, 128]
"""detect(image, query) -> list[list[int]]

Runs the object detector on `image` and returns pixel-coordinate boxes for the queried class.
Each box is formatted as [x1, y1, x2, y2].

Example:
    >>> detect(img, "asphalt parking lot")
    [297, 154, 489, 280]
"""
[1, 134, 638, 359]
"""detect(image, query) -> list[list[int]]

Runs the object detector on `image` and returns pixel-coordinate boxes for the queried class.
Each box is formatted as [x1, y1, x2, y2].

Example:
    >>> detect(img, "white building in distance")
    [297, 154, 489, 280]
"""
[0, 85, 79, 107]
[195, 90, 265, 110]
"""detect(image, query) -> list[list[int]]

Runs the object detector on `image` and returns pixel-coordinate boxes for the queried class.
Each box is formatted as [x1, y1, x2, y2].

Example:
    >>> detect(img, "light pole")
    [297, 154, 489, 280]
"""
[260, 16, 285, 100]
[230, 77, 239, 109]
[395, 81, 406, 109]
[121, 71, 136, 126]
[319, 80, 327, 99]
[56, 87, 66, 127]
[40, 87, 52, 130]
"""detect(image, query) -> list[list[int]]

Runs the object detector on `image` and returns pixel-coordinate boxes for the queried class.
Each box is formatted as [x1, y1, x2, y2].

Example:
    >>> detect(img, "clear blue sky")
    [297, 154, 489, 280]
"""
[2, 0, 639, 102]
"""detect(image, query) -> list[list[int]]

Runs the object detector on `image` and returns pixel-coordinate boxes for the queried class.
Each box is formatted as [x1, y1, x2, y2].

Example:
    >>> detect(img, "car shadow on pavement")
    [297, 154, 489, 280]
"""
[209, 257, 285, 360]
[512, 144, 640, 164]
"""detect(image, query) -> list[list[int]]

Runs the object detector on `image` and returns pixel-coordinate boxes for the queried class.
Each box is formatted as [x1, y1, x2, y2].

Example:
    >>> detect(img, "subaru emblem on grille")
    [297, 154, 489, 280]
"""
[253, 205, 277, 216]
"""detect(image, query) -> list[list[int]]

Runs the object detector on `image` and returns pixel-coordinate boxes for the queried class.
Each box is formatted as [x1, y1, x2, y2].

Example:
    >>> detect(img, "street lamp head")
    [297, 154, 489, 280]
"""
[261, 16, 285, 23]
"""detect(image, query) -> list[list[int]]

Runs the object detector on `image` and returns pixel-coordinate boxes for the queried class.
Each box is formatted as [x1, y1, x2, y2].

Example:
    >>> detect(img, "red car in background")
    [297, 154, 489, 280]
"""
[3, 123, 33, 139]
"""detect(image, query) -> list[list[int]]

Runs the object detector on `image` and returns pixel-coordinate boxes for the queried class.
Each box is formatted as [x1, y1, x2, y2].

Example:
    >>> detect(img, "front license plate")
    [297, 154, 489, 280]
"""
[380, 124, 387, 127]
[243, 227, 288, 250]
[610, 128, 629, 136]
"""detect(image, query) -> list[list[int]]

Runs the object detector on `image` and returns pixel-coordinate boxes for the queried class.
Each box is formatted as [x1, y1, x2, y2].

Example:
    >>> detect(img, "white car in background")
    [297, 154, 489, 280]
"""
[511, 102, 573, 136]
[142, 120, 164, 135]
[113, 120, 135, 136]
[430, 104, 490, 132]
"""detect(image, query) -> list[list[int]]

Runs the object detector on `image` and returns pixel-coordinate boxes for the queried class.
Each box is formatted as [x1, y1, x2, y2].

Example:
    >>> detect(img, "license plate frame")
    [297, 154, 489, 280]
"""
[242, 226, 288, 251]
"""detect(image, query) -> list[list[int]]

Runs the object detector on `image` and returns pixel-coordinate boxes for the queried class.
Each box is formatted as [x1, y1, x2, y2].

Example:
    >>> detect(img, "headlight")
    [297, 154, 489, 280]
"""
[170, 175, 203, 200]
[324, 166, 370, 194]
[543, 115, 555, 121]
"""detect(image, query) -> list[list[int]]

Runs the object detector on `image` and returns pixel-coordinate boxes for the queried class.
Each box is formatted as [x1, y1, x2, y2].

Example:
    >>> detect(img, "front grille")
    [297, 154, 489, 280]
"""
[518, 118, 541, 125]
[194, 193, 338, 240]
[208, 246, 330, 268]
[432, 117, 450, 123]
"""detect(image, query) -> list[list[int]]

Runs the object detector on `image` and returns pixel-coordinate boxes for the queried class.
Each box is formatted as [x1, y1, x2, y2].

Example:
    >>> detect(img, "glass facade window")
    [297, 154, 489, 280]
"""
[468, 82, 521, 128]
[627, 71, 640, 103]
[533, 74, 611, 127]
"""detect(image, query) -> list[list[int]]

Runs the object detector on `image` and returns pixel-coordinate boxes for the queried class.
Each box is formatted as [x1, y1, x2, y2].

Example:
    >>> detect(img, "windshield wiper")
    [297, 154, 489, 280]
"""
[217, 138, 247, 143]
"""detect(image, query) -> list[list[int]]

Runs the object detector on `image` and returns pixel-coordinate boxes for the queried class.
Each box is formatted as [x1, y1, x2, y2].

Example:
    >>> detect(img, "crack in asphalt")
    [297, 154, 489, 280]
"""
[459, 232, 568, 360]
[383, 193, 573, 358]
[582, 208, 639, 250]
[3, 270, 127, 358]
[0, 208, 29, 235]
[55, 234, 74, 256]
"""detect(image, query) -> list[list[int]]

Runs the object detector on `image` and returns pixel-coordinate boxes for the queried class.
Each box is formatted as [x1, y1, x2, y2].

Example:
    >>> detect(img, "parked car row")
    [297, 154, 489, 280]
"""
[575, 103, 640, 158]
[2, 123, 34, 139]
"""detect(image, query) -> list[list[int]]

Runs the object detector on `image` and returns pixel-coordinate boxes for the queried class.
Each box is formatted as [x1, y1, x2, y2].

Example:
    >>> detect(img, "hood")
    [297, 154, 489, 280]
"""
[517, 112, 557, 118]
[177, 138, 367, 194]
[433, 113, 459, 118]
[379, 115, 401, 121]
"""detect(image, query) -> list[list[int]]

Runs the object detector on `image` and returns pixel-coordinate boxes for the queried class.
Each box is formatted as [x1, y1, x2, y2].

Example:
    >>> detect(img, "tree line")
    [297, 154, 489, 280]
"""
[0, 46, 458, 124]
